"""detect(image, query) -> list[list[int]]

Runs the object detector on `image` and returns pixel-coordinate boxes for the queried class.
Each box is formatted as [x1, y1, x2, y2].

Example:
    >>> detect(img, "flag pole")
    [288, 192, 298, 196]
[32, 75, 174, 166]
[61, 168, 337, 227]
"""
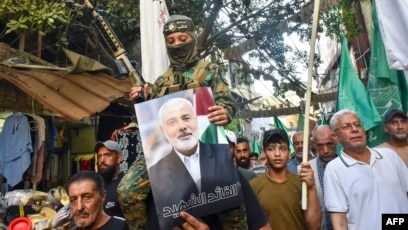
[302, 0, 321, 210]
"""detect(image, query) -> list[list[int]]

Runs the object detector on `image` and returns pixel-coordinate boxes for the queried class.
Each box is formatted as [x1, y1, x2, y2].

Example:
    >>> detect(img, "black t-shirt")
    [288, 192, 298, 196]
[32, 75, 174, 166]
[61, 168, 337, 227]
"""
[147, 169, 268, 229]
[103, 172, 125, 218]
[73, 216, 129, 230]
[239, 171, 269, 229]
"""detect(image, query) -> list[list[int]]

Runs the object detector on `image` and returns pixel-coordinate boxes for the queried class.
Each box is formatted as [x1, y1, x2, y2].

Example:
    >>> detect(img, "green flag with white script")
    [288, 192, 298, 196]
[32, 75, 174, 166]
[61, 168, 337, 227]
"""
[336, 36, 382, 132]
[366, 0, 408, 147]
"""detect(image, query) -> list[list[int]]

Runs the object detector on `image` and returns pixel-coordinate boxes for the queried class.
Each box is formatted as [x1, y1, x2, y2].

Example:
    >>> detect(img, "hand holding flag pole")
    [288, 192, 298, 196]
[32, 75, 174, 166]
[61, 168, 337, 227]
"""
[302, 0, 321, 210]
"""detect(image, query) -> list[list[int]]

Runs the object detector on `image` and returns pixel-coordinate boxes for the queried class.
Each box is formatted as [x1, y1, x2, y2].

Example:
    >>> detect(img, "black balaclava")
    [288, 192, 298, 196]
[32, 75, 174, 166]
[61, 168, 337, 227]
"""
[163, 15, 199, 70]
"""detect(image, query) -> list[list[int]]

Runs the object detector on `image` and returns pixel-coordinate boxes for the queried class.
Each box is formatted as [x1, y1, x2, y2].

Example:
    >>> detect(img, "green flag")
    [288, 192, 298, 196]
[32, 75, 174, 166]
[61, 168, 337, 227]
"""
[366, 0, 408, 147]
[252, 140, 261, 156]
[336, 36, 382, 131]
[273, 116, 295, 153]
[274, 116, 289, 133]
[320, 115, 328, 125]
[296, 110, 305, 131]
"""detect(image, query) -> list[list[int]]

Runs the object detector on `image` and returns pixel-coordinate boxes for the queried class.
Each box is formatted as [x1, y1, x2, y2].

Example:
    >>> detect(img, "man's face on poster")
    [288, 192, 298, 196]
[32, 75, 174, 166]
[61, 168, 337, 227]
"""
[160, 99, 199, 156]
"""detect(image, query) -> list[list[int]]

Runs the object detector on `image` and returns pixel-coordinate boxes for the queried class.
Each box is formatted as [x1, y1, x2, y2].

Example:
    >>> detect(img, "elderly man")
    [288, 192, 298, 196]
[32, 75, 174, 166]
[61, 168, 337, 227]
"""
[135, 97, 242, 229]
[309, 125, 337, 230]
[67, 171, 128, 230]
[287, 131, 314, 174]
[325, 109, 408, 230]
[94, 140, 125, 218]
[149, 98, 239, 191]
[376, 109, 408, 166]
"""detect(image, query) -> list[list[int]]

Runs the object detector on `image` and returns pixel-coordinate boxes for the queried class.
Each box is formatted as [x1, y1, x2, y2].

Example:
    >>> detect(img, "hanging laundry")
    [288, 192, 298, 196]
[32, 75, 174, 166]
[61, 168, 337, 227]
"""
[0, 113, 33, 187]
[29, 115, 46, 184]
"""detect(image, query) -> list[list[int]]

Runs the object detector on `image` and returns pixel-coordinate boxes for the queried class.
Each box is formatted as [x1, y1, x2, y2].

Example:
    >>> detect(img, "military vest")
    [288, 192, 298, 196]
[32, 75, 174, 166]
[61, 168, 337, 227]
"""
[156, 61, 216, 97]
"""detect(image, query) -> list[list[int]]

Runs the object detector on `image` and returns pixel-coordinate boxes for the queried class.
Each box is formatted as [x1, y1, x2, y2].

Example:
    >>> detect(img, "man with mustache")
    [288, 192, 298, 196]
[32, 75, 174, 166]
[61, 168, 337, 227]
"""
[324, 109, 408, 230]
[287, 131, 314, 174]
[375, 109, 408, 166]
[94, 140, 125, 218]
[234, 137, 267, 176]
[68, 170, 128, 230]
[225, 129, 257, 181]
[308, 125, 338, 230]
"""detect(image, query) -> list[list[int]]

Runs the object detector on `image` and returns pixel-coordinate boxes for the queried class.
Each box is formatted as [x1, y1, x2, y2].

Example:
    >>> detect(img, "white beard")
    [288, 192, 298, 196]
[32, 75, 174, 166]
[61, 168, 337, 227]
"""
[165, 131, 199, 153]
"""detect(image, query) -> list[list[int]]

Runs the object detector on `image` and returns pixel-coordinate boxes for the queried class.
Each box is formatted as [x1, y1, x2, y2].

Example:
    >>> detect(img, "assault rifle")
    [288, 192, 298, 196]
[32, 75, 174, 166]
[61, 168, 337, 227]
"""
[83, 0, 144, 102]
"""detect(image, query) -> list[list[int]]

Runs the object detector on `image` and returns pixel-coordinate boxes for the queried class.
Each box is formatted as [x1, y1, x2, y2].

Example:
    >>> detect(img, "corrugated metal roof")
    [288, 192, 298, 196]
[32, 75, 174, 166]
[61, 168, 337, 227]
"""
[0, 43, 132, 122]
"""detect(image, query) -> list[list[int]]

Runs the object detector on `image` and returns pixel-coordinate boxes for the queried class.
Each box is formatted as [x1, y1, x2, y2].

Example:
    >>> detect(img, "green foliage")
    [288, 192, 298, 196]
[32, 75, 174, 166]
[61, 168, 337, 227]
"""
[0, 0, 361, 98]
[101, 0, 140, 42]
[341, 4, 361, 38]
[0, 0, 84, 49]
[0, 0, 73, 36]
[274, 79, 305, 98]
[320, 5, 344, 41]
[320, 0, 363, 41]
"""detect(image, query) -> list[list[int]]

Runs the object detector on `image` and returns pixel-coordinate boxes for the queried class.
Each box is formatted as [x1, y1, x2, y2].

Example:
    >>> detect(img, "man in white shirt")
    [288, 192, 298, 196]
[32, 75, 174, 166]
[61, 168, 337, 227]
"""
[324, 109, 408, 230]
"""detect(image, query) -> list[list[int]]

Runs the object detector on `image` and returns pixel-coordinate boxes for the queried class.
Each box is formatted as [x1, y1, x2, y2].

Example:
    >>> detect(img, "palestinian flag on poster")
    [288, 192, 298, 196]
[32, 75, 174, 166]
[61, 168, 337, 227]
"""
[194, 87, 228, 144]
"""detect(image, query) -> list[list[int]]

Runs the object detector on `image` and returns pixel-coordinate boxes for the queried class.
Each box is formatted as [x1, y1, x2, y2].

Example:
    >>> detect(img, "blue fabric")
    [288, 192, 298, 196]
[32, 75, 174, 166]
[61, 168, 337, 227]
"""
[0, 113, 33, 186]
[287, 158, 299, 174]
[317, 157, 333, 230]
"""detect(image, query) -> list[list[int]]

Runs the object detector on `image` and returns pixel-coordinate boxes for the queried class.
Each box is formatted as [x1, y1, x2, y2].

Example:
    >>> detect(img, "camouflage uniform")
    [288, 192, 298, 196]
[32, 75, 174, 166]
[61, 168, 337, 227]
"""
[150, 61, 235, 119]
[117, 154, 150, 229]
[117, 14, 247, 229]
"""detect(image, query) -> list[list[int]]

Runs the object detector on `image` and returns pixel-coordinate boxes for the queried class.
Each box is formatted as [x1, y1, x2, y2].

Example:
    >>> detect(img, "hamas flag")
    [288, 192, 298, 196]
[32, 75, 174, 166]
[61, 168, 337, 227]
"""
[366, 0, 408, 147]
[336, 36, 382, 131]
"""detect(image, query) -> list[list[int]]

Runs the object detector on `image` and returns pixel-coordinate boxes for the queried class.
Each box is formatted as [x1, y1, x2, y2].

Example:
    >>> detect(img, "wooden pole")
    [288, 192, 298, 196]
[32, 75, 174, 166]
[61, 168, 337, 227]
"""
[302, 0, 321, 210]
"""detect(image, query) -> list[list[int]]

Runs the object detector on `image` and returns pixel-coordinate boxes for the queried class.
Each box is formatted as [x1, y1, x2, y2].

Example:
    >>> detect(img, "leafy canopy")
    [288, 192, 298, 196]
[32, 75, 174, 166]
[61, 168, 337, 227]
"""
[0, 0, 361, 97]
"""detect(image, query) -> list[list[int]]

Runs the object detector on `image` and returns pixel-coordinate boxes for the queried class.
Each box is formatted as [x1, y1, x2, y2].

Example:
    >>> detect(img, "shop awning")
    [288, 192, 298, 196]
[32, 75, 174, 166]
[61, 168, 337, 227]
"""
[0, 43, 133, 122]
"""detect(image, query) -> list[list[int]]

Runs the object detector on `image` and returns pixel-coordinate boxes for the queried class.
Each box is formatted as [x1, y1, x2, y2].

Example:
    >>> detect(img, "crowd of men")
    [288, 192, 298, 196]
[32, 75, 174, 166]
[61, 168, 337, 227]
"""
[65, 107, 408, 230]
[62, 14, 408, 230]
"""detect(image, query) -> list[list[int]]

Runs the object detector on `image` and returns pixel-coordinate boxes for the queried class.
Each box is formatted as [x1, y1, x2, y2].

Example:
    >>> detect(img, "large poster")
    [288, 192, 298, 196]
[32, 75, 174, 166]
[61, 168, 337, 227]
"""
[135, 87, 243, 229]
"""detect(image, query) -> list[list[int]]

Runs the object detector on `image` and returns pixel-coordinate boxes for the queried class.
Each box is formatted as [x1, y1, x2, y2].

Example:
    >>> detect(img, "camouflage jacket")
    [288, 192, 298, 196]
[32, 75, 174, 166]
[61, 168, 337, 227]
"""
[149, 61, 235, 119]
